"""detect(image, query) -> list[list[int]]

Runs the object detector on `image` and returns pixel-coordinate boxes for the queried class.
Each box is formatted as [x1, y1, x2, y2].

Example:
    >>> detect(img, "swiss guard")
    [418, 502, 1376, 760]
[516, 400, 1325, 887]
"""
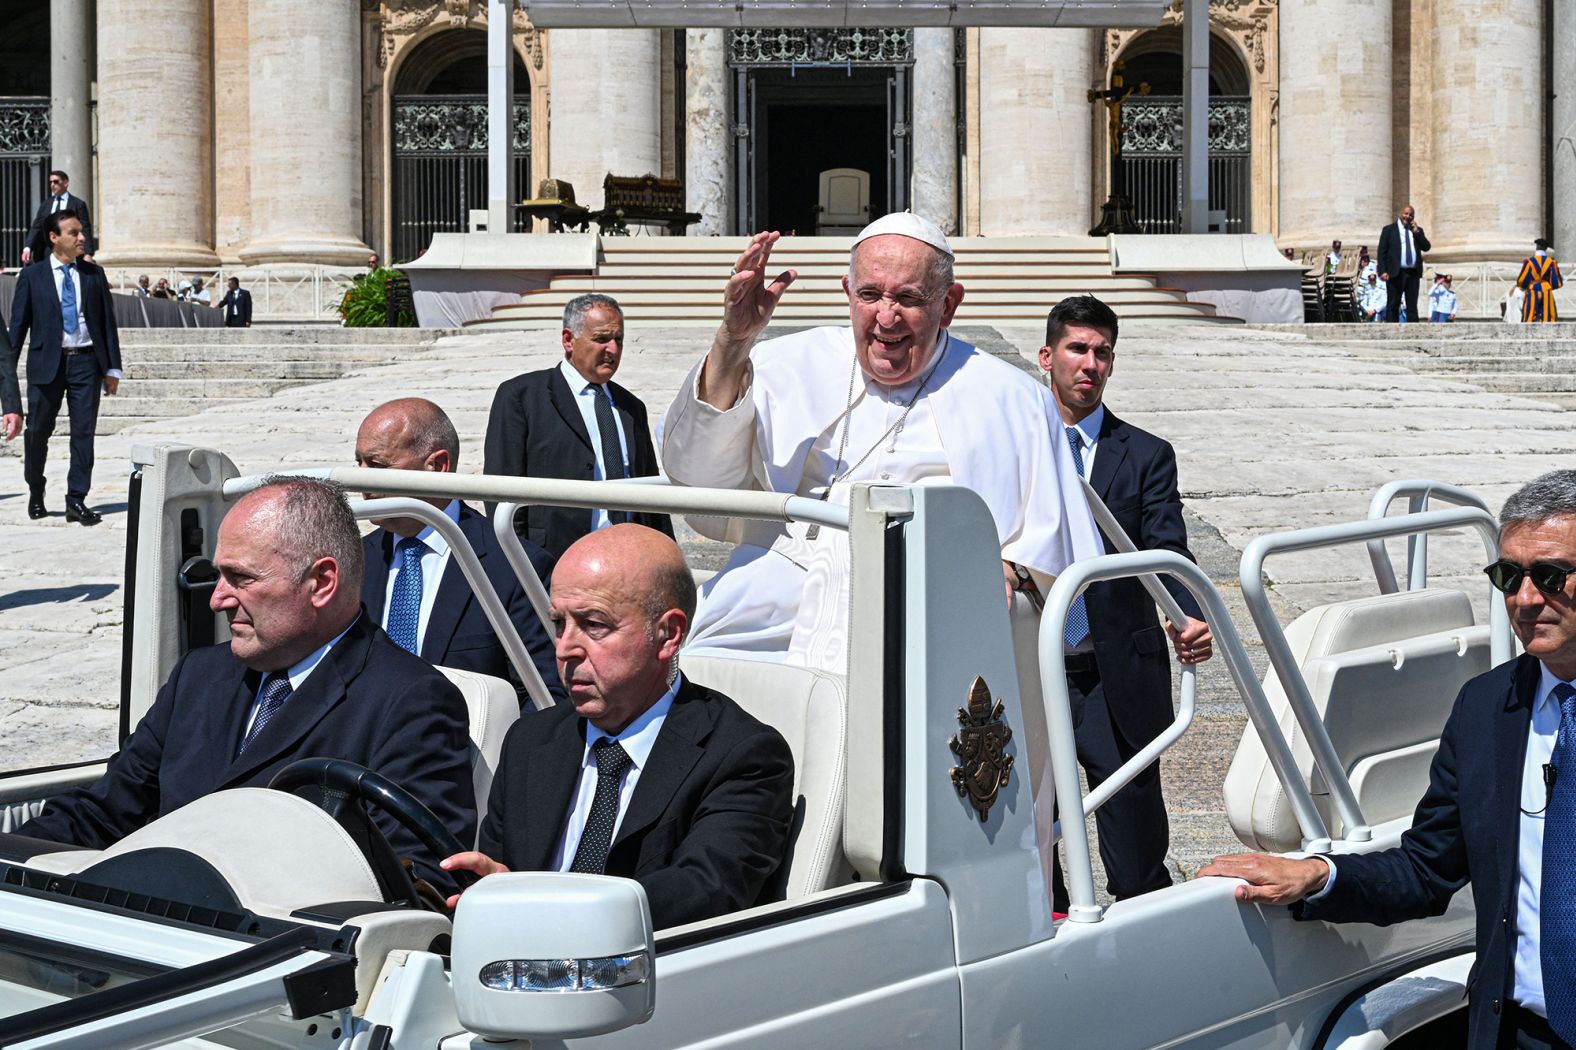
[1515, 238, 1564, 322]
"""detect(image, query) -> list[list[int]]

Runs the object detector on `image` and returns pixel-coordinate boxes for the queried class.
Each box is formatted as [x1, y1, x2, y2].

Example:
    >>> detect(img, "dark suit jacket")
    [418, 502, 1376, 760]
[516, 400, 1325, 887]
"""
[7, 258, 123, 388]
[1296, 655, 1542, 1048]
[1084, 409, 1205, 747]
[25, 193, 94, 261]
[1377, 220, 1432, 277]
[479, 678, 795, 928]
[483, 365, 673, 557]
[20, 611, 478, 893]
[361, 502, 565, 707]
[0, 322, 17, 416]
[219, 287, 253, 327]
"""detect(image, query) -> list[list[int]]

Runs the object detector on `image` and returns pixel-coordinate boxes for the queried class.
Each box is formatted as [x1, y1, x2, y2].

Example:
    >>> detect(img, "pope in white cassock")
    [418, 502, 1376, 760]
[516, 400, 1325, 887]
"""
[661, 213, 1103, 670]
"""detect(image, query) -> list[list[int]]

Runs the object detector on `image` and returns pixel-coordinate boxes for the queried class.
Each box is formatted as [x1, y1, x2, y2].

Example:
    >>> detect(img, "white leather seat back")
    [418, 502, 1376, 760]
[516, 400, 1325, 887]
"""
[1224, 588, 1490, 852]
[678, 653, 851, 900]
[438, 666, 521, 834]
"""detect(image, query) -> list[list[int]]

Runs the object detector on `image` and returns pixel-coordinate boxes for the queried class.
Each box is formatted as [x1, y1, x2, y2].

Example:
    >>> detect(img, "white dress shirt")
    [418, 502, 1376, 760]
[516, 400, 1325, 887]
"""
[379, 499, 461, 651]
[50, 193, 67, 214]
[1313, 664, 1570, 1018]
[51, 260, 91, 348]
[241, 614, 359, 737]
[1398, 221, 1418, 269]
[558, 358, 630, 532]
[550, 675, 681, 871]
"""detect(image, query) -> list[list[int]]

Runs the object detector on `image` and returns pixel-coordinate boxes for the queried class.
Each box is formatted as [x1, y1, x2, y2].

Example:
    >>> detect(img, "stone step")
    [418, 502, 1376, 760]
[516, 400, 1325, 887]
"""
[109, 378, 301, 399]
[115, 327, 447, 346]
[1412, 373, 1576, 393]
[126, 360, 353, 380]
[467, 303, 1229, 330]
[97, 395, 254, 417]
[505, 288, 1197, 311]
[1412, 356, 1576, 373]
[545, 273, 1165, 292]
[114, 346, 412, 364]
[593, 261, 1129, 278]
[1305, 339, 1576, 358]
[1297, 322, 1576, 341]
[598, 235, 1109, 254]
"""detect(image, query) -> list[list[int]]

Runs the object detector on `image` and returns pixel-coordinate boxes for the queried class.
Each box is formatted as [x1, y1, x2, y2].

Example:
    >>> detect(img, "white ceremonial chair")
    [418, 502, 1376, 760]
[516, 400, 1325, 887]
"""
[815, 168, 871, 236]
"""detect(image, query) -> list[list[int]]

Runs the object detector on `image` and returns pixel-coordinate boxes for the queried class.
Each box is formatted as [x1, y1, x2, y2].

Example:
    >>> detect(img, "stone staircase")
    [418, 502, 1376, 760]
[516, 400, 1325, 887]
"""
[6, 328, 446, 440]
[464, 236, 1232, 330]
[1297, 322, 1576, 408]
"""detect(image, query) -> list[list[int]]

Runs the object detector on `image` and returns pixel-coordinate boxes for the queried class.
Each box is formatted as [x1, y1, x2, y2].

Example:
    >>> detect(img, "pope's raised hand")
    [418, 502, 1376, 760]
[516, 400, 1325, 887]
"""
[721, 231, 797, 348]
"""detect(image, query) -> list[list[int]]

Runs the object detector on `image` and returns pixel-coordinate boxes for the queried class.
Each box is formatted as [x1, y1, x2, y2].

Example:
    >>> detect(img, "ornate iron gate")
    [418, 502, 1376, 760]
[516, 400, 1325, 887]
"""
[0, 99, 49, 269]
[391, 95, 530, 263]
[1121, 96, 1250, 234]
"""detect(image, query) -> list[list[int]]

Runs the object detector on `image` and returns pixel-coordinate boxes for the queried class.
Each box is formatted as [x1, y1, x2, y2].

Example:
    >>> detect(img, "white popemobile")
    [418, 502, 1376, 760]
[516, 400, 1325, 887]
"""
[0, 445, 1501, 1049]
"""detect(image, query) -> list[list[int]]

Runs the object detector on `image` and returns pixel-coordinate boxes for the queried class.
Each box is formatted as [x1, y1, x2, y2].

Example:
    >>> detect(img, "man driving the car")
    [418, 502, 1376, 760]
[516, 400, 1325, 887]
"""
[19, 477, 477, 893]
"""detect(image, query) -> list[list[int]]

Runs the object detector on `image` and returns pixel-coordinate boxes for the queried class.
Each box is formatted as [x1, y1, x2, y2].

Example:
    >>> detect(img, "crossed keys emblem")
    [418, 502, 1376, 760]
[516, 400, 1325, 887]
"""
[948, 676, 1014, 822]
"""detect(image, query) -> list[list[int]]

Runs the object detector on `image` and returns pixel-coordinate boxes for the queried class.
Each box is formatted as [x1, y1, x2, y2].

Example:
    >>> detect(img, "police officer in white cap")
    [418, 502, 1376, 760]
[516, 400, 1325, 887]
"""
[661, 216, 1102, 669]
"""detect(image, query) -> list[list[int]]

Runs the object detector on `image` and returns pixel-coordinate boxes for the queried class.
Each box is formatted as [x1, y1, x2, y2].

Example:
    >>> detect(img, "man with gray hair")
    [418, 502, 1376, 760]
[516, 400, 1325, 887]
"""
[484, 293, 672, 558]
[19, 477, 477, 895]
[1202, 468, 1576, 1049]
[660, 216, 1102, 668]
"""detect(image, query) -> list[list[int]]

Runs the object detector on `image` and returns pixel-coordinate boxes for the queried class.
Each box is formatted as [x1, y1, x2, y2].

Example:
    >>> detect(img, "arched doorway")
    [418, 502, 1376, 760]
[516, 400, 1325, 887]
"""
[1110, 28, 1252, 234]
[390, 30, 530, 262]
[0, 0, 52, 268]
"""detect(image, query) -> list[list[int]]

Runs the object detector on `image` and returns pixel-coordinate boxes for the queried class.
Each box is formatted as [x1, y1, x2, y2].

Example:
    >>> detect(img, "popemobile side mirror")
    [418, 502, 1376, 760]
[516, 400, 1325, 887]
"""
[451, 873, 656, 1042]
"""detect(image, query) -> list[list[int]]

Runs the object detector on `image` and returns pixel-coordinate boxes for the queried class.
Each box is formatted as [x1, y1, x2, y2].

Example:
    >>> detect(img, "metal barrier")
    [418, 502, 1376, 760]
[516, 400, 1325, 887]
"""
[1365, 479, 1493, 594]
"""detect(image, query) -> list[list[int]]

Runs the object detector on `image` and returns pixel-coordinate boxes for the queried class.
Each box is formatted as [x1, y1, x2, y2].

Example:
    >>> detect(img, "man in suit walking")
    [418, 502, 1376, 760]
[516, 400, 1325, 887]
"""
[484, 293, 673, 558]
[19, 477, 477, 894]
[8, 210, 122, 525]
[0, 323, 18, 444]
[1203, 469, 1576, 1050]
[1038, 295, 1213, 911]
[356, 398, 564, 707]
[441, 524, 795, 928]
[1377, 203, 1431, 323]
[219, 277, 252, 327]
[21, 170, 93, 265]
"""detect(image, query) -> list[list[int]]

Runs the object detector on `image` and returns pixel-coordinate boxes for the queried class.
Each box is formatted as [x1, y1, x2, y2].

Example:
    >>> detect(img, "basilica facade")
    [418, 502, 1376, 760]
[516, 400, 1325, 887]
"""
[0, 0, 1566, 271]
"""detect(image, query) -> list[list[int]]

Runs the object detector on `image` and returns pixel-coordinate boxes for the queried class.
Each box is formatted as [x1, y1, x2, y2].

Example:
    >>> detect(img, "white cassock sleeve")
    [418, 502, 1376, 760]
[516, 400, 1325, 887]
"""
[660, 359, 759, 492]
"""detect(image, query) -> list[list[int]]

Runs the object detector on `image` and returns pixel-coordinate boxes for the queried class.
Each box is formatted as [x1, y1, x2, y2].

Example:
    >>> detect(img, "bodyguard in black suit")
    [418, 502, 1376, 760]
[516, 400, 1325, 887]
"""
[218, 277, 253, 327]
[443, 525, 795, 928]
[1376, 204, 1432, 323]
[21, 478, 478, 894]
[22, 170, 94, 263]
[1203, 471, 1576, 1049]
[0, 322, 19, 443]
[483, 294, 672, 558]
[1039, 296, 1212, 909]
[356, 399, 563, 707]
[8, 210, 123, 524]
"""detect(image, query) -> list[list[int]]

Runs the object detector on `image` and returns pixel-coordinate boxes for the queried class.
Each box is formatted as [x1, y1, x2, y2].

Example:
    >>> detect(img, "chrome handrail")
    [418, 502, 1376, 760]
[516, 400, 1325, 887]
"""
[1365, 480, 1493, 593]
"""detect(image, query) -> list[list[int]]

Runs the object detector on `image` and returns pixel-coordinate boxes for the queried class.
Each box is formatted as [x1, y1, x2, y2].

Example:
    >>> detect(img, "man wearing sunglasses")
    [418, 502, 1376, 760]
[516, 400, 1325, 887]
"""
[1201, 469, 1576, 1049]
[21, 170, 93, 266]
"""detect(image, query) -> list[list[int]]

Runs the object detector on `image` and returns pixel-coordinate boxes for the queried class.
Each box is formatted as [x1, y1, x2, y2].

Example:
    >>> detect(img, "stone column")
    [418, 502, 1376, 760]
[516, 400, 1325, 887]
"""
[1426, 0, 1541, 260]
[94, 0, 217, 266]
[1276, 0, 1391, 249]
[910, 28, 957, 235]
[549, 29, 663, 212]
[977, 28, 1092, 236]
[240, 0, 369, 265]
[685, 28, 731, 235]
[1556, 0, 1576, 256]
[50, 0, 93, 213]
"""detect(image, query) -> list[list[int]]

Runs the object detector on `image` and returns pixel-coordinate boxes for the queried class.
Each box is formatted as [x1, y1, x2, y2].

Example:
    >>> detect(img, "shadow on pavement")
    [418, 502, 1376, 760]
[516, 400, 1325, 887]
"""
[0, 583, 118, 609]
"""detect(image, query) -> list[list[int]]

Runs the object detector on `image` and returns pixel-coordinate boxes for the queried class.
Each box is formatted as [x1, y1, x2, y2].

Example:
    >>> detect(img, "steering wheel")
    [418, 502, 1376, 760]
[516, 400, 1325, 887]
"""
[268, 758, 478, 900]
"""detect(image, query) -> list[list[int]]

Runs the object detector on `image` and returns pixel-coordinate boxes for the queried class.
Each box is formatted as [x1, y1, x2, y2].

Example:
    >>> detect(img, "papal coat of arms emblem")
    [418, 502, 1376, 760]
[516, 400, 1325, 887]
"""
[948, 676, 1014, 822]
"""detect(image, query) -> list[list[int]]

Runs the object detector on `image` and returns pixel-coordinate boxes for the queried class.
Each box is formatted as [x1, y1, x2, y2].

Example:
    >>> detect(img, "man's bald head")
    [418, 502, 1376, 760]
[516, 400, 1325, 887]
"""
[355, 398, 461, 536]
[550, 525, 695, 734]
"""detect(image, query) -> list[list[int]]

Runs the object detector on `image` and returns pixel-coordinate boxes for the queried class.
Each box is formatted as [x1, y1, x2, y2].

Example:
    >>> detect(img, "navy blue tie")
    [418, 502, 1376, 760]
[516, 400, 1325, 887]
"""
[58, 263, 78, 336]
[1062, 427, 1090, 649]
[1543, 682, 1576, 1043]
[237, 674, 292, 756]
[387, 537, 427, 654]
[570, 739, 633, 874]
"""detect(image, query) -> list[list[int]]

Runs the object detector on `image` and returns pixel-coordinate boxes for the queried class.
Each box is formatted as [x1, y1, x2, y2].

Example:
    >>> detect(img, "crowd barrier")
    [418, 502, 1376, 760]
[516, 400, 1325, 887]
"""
[0, 272, 226, 332]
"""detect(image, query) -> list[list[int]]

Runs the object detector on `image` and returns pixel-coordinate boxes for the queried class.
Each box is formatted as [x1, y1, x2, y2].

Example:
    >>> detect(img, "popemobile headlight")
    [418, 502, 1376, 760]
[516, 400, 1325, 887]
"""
[452, 873, 656, 1041]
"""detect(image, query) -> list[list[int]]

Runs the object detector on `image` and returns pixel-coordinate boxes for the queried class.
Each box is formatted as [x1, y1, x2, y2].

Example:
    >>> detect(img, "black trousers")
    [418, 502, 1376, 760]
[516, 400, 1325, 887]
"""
[1503, 1002, 1574, 1049]
[1384, 266, 1423, 322]
[25, 352, 102, 500]
[1051, 663, 1172, 911]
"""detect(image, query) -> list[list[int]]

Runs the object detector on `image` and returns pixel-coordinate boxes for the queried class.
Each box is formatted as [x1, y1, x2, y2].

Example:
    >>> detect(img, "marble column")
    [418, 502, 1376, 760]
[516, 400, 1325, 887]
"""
[50, 0, 93, 214]
[685, 28, 731, 235]
[1427, 0, 1542, 260]
[910, 28, 957, 235]
[977, 28, 1092, 236]
[549, 29, 663, 212]
[1552, 0, 1576, 255]
[240, 0, 369, 265]
[1276, 0, 1391, 248]
[94, 0, 217, 266]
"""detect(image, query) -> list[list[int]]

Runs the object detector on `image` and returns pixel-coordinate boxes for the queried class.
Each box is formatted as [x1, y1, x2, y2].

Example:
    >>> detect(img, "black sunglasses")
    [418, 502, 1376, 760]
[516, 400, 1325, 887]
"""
[1483, 559, 1576, 596]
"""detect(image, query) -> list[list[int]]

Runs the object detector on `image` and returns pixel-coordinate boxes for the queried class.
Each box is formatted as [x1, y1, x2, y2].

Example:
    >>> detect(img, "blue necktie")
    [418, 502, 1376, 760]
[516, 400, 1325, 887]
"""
[1063, 427, 1091, 649]
[1543, 682, 1576, 1043]
[58, 263, 78, 337]
[387, 537, 427, 654]
[237, 674, 292, 756]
